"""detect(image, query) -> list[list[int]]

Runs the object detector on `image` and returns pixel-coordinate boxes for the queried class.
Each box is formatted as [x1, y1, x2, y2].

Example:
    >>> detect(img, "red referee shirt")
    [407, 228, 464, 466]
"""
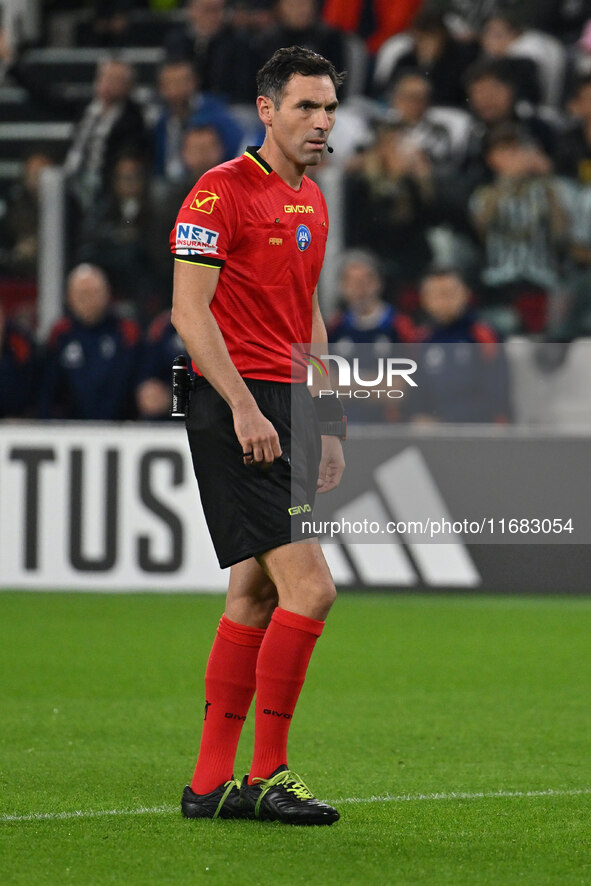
[170, 146, 329, 382]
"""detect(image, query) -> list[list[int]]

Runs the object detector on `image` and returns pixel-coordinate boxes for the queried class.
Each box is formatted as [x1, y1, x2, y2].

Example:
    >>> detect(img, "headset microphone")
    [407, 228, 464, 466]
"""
[326, 145, 334, 154]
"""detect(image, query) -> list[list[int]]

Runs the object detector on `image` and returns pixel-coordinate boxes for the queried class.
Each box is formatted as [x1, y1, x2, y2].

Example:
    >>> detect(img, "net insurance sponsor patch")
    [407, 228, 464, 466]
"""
[175, 222, 220, 255]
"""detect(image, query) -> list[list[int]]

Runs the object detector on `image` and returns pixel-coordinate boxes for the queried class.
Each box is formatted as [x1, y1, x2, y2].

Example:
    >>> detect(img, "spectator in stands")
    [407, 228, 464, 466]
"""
[556, 75, 591, 185]
[405, 265, 512, 424]
[442, 0, 500, 42]
[164, 0, 259, 103]
[136, 311, 189, 420]
[150, 58, 243, 177]
[481, 9, 567, 108]
[178, 122, 232, 184]
[63, 58, 150, 210]
[469, 124, 571, 334]
[0, 152, 56, 280]
[76, 0, 143, 48]
[344, 122, 438, 297]
[326, 249, 417, 422]
[477, 10, 542, 105]
[373, 9, 478, 108]
[38, 264, 141, 420]
[382, 72, 472, 173]
[230, 1, 274, 33]
[418, 265, 498, 344]
[560, 189, 591, 339]
[321, 0, 423, 54]
[76, 153, 165, 326]
[446, 0, 588, 47]
[257, 0, 348, 92]
[463, 59, 558, 186]
[165, 0, 226, 60]
[559, 112, 591, 339]
[0, 302, 38, 418]
[327, 249, 417, 346]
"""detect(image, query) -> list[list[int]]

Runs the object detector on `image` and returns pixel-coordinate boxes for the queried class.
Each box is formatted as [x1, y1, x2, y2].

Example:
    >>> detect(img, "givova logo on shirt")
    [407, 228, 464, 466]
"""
[176, 223, 219, 254]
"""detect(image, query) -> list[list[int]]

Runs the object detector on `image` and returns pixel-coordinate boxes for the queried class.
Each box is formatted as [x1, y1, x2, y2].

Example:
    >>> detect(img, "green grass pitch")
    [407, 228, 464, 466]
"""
[1, 591, 590, 885]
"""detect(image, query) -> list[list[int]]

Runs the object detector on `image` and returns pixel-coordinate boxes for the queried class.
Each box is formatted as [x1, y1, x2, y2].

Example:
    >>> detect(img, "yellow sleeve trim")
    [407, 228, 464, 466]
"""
[174, 257, 223, 268]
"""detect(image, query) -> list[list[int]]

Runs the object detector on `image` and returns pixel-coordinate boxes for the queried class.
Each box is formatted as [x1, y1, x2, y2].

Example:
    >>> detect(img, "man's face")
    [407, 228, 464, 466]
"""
[67, 270, 111, 326]
[341, 261, 382, 307]
[95, 61, 132, 105]
[189, 0, 225, 37]
[182, 129, 224, 176]
[159, 64, 197, 108]
[112, 158, 145, 200]
[261, 73, 338, 169]
[391, 75, 430, 125]
[276, 0, 317, 29]
[421, 273, 469, 325]
[481, 17, 516, 57]
[468, 77, 514, 123]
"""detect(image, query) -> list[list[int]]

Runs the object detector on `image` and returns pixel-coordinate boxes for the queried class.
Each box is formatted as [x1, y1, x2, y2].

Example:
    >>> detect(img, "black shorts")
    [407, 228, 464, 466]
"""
[186, 377, 321, 568]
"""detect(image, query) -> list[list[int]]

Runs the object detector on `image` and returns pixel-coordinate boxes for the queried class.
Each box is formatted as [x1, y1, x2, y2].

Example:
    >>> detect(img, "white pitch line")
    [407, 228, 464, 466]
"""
[331, 787, 591, 805]
[1, 787, 590, 824]
[0, 804, 178, 823]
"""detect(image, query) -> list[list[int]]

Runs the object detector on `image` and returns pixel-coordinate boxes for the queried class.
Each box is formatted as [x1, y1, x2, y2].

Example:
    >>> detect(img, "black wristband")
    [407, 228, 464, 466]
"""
[319, 418, 347, 439]
[313, 395, 347, 439]
[312, 393, 344, 421]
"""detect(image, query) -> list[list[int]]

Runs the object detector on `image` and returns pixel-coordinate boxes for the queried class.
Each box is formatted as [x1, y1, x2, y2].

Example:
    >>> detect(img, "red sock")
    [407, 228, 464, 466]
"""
[191, 615, 265, 795]
[248, 607, 324, 783]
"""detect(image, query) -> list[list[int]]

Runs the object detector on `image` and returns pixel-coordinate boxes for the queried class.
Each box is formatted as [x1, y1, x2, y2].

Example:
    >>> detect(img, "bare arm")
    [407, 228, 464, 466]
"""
[309, 286, 330, 398]
[311, 288, 345, 494]
[171, 259, 281, 464]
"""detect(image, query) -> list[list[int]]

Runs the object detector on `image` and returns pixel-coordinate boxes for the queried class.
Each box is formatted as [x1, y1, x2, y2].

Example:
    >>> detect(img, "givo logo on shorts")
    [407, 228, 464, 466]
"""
[288, 504, 311, 516]
[296, 224, 311, 251]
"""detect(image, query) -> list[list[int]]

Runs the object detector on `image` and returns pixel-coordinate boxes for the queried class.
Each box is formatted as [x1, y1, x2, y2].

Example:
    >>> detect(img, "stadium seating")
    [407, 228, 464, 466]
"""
[0, 121, 74, 161]
[19, 46, 164, 90]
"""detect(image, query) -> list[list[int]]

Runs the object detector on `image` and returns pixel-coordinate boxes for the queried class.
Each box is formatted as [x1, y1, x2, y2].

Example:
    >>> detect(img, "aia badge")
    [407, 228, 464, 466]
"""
[296, 224, 311, 252]
[189, 190, 220, 214]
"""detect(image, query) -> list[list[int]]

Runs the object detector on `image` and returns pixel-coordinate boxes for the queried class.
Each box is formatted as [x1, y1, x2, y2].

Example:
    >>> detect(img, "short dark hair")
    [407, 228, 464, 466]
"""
[421, 264, 467, 286]
[256, 45, 346, 108]
[483, 9, 525, 33]
[463, 58, 517, 92]
[484, 121, 532, 155]
[411, 9, 448, 35]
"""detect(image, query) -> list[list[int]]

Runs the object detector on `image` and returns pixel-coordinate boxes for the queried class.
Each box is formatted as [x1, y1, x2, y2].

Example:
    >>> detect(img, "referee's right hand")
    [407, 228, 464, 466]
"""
[233, 405, 282, 466]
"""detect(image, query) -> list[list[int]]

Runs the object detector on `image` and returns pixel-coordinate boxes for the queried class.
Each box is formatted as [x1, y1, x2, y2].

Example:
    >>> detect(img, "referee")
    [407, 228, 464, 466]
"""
[171, 46, 346, 825]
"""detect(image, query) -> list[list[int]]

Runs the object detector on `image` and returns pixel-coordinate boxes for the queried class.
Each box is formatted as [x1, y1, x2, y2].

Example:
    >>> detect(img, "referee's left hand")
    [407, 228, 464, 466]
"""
[317, 436, 345, 494]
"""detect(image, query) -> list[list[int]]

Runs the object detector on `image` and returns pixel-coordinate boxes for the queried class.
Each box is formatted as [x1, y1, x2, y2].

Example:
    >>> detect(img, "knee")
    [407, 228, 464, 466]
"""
[226, 575, 278, 629]
[315, 579, 337, 618]
[280, 576, 337, 621]
[252, 578, 279, 621]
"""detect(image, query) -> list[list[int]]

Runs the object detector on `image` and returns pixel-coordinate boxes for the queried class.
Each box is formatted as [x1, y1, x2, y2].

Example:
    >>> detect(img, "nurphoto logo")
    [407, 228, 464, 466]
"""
[303, 351, 418, 400]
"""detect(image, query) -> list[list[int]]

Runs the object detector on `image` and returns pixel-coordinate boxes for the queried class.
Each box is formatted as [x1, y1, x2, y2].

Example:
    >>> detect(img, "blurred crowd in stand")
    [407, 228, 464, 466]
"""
[1, 0, 591, 422]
